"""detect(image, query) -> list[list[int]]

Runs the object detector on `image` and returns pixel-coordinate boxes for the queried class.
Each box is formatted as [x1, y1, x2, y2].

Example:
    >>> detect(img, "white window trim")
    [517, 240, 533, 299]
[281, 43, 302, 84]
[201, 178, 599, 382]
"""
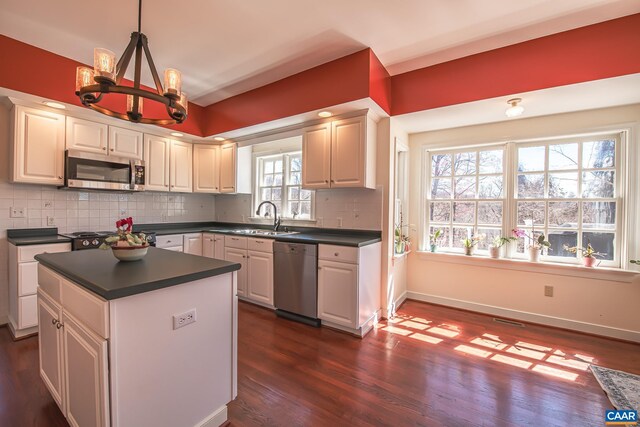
[252, 150, 315, 221]
[421, 129, 632, 270]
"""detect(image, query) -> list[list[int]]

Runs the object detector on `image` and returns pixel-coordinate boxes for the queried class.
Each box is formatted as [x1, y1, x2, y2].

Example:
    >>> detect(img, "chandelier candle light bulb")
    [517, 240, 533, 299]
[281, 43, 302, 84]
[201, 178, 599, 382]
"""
[126, 95, 143, 118]
[93, 48, 117, 84]
[164, 68, 182, 97]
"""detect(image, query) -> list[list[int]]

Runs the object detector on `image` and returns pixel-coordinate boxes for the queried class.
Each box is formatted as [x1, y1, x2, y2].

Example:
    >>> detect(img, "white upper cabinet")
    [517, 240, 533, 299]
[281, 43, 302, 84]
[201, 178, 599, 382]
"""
[66, 118, 142, 159]
[170, 140, 193, 193]
[219, 143, 237, 193]
[12, 105, 65, 185]
[302, 112, 376, 190]
[66, 117, 108, 154]
[193, 144, 220, 193]
[109, 126, 143, 159]
[144, 134, 171, 191]
[302, 123, 332, 189]
[331, 116, 367, 188]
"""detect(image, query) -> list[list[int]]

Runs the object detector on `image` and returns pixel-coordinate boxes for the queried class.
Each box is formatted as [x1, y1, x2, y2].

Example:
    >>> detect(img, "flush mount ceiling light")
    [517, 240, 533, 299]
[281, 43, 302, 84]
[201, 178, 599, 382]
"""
[214, 137, 226, 141]
[318, 111, 332, 118]
[170, 132, 184, 137]
[505, 98, 524, 118]
[75, 0, 187, 125]
[43, 101, 66, 109]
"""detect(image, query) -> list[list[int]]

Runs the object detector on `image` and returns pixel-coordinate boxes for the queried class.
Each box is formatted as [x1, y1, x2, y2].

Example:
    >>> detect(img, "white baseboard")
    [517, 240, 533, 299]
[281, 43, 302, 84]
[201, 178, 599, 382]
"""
[394, 291, 408, 311]
[406, 291, 640, 343]
[195, 405, 227, 427]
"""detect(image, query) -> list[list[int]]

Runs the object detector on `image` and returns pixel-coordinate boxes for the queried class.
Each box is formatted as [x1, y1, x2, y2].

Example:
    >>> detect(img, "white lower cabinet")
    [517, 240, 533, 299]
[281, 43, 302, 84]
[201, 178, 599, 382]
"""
[63, 312, 109, 427]
[183, 233, 203, 256]
[224, 247, 247, 297]
[155, 234, 184, 252]
[203, 233, 225, 259]
[317, 260, 358, 328]
[38, 291, 65, 412]
[224, 236, 273, 307]
[247, 248, 274, 307]
[317, 243, 381, 336]
[9, 242, 71, 338]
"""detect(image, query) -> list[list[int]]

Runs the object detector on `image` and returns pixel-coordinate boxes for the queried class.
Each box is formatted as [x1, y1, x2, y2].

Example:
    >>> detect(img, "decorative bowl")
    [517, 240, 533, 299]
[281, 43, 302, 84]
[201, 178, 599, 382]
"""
[111, 245, 149, 262]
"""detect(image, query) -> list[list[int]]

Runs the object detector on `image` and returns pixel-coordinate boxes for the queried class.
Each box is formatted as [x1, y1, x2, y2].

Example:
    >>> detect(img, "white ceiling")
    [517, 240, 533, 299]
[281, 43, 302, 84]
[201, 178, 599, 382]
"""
[1, 0, 639, 106]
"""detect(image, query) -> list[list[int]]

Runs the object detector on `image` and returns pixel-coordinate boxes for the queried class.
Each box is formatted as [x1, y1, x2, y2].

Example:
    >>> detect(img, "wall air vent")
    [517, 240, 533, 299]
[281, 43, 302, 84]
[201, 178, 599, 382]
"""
[493, 318, 525, 327]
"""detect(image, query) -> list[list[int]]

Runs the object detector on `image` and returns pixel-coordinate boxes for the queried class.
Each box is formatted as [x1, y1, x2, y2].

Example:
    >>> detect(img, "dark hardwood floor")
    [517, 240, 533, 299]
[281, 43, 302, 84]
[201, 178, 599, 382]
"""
[1, 299, 638, 426]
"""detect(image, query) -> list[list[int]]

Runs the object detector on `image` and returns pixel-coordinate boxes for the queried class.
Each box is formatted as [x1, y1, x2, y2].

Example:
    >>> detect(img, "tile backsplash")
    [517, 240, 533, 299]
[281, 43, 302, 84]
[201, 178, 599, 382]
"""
[215, 186, 383, 230]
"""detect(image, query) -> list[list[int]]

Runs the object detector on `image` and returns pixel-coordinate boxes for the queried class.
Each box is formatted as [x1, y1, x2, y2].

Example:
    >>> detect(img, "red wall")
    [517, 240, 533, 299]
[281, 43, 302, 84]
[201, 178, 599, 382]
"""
[391, 13, 640, 116]
[201, 49, 372, 136]
[0, 35, 204, 136]
[368, 50, 391, 115]
[2, 13, 640, 136]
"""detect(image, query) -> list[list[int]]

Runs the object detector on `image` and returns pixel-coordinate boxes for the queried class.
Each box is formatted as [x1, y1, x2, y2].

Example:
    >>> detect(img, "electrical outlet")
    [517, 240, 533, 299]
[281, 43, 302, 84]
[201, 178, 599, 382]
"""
[173, 309, 197, 330]
[47, 216, 55, 226]
[544, 285, 554, 297]
[10, 207, 25, 218]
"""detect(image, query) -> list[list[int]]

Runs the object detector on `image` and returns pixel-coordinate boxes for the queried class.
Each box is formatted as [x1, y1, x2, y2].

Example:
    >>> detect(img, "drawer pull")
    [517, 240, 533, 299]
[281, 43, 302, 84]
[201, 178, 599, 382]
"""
[52, 318, 58, 325]
[56, 321, 63, 329]
[255, 241, 264, 244]
[231, 238, 239, 241]
[334, 252, 339, 256]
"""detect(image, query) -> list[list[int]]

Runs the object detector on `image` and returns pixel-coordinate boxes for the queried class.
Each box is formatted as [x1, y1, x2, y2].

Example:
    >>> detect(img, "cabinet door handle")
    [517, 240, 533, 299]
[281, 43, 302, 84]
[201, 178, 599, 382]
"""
[334, 252, 339, 256]
[110, 148, 114, 152]
[56, 321, 63, 329]
[318, 266, 322, 270]
[231, 238, 239, 241]
[52, 318, 57, 325]
[58, 176, 63, 179]
[102, 147, 107, 150]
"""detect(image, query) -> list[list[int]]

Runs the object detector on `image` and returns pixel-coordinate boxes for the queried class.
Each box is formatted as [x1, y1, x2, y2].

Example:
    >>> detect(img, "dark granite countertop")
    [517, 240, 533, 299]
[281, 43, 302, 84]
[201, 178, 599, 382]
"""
[7, 228, 72, 246]
[35, 247, 241, 300]
[134, 222, 381, 247]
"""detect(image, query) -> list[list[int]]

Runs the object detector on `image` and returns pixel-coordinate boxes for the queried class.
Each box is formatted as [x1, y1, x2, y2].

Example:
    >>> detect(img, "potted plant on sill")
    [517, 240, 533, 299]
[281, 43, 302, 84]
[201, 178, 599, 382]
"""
[512, 228, 550, 262]
[429, 229, 443, 253]
[564, 242, 605, 267]
[488, 236, 517, 259]
[461, 234, 484, 256]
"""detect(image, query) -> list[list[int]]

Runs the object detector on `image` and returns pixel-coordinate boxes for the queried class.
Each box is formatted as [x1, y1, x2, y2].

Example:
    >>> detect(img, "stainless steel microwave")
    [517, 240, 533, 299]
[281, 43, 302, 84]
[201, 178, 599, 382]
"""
[63, 150, 145, 191]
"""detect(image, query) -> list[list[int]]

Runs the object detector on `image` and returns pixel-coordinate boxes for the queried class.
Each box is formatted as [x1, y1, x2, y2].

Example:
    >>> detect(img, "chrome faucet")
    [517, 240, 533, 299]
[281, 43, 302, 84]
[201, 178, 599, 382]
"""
[256, 201, 281, 231]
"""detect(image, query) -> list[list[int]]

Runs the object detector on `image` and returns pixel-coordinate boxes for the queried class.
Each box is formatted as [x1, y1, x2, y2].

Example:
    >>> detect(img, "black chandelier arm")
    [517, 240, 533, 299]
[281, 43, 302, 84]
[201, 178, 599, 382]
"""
[86, 103, 179, 125]
[140, 34, 165, 95]
[115, 32, 140, 85]
[77, 84, 187, 124]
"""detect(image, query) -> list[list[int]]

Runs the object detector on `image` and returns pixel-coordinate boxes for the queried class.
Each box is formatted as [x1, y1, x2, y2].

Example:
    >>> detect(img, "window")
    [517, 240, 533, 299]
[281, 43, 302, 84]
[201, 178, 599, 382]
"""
[423, 132, 623, 266]
[428, 146, 505, 252]
[514, 136, 619, 265]
[256, 152, 314, 219]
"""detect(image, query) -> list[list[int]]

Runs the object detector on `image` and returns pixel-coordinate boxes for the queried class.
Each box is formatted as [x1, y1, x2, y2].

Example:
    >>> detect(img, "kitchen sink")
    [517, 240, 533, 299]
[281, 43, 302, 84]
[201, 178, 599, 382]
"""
[231, 229, 298, 236]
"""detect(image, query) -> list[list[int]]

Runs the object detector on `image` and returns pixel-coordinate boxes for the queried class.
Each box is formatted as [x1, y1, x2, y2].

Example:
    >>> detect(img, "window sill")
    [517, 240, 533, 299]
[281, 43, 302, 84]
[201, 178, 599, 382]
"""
[415, 251, 639, 283]
[248, 217, 317, 226]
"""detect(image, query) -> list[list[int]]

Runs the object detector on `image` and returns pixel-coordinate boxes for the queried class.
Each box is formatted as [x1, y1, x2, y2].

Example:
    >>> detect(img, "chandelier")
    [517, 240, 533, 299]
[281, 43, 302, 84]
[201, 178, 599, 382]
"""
[75, 0, 187, 125]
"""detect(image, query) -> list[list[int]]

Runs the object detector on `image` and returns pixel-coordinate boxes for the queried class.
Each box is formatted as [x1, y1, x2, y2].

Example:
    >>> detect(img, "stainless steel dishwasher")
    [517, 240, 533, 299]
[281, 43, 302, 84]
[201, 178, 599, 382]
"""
[273, 241, 320, 326]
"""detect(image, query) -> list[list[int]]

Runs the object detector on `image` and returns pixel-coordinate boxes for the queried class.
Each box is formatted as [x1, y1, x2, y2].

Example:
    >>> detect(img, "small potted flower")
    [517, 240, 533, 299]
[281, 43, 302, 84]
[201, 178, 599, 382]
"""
[564, 242, 605, 267]
[512, 228, 550, 262]
[461, 234, 484, 256]
[488, 236, 517, 259]
[429, 229, 443, 253]
[100, 217, 150, 261]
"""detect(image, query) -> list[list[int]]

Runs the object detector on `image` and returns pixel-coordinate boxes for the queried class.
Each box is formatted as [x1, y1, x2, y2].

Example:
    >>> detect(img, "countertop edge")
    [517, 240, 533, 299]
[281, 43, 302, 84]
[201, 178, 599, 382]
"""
[8, 236, 72, 246]
[35, 256, 241, 300]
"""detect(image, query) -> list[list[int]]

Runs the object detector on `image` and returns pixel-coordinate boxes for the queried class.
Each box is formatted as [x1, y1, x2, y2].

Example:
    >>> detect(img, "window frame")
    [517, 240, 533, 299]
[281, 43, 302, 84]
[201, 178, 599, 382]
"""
[425, 144, 507, 254]
[254, 150, 315, 220]
[422, 131, 625, 268]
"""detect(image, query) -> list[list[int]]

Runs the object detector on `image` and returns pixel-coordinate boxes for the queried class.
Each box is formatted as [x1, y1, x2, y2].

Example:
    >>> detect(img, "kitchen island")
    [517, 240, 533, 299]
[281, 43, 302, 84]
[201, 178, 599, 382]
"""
[35, 247, 241, 427]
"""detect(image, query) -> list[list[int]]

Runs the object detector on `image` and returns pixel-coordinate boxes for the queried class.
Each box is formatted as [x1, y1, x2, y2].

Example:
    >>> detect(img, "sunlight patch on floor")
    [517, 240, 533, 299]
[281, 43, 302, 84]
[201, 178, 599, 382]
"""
[515, 341, 552, 352]
[454, 345, 491, 358]
[400, 320, 430, 330]
[546, 355, 590, 371]
[532, 364, 579, 381]
[381, 325, 412, 336]
[471, 337, 508, 350]
[490, 354, 533, 369]
[409, 333, 443, 344]
[506, 346, 546, 360]
[427, 327, 460, 338]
